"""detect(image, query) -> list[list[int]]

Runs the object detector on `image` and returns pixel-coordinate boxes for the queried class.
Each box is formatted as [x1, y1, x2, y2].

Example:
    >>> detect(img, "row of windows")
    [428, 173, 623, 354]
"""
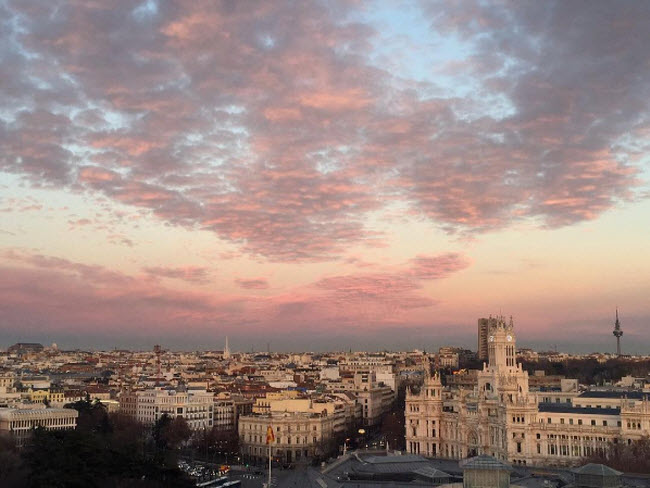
[541, 417, 619, 426]
[10, 417, 75, 429]
[246, 423, 318, 432]
[246, 434, 318, 445]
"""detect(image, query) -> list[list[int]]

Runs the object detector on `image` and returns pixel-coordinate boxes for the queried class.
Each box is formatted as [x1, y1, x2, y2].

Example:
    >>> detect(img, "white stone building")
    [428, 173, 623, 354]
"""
[0, 407, 78, 446]
[119, 387, 214, 430]
[239, 410, 337, 464]
[405, 316, 650, 467]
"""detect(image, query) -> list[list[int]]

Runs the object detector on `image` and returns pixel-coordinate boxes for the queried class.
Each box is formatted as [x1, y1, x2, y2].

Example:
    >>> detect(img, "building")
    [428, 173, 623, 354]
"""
[0, 372, 15, 391]
[214, 401, 236, 432]
[438, 347, 460, 370]
[321, 452, 452, 486]
[477, 318, 491, 361]
[405, 315, 650, 467]
[24, 387, 64, 405]
[460, 455, 512, 488]
[7, 343, 44, 355]
[350, 371, 394, 426]
[0, 407, 78, 447]
[571, 463, 622, 488]
[213, 394, 254, 433]
[239, 410, 337, 464]
[119, 387, 214, 430]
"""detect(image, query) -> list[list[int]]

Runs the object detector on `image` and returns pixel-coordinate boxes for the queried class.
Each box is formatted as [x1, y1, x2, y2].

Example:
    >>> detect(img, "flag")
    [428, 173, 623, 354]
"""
[266, 425, 275, 444]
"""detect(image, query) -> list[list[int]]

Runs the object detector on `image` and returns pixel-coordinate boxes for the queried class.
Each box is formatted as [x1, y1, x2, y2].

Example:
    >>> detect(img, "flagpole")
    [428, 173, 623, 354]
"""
[268, 442, 272, 488]
[266, 424, 274, 488]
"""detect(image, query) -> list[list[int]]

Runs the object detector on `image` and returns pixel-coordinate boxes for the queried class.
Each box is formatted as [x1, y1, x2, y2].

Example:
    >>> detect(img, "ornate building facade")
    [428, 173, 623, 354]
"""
[405, 316, 650, 466]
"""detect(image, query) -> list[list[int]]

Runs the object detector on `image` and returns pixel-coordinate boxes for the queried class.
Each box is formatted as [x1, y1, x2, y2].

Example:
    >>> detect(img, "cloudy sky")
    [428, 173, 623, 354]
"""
[1, 0, 649, 353]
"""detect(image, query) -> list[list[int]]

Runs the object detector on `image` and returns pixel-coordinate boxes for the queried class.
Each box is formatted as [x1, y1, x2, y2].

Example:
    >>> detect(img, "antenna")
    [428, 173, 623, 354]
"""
[153, 345, 163, 377]
[613, 307, 623, 356]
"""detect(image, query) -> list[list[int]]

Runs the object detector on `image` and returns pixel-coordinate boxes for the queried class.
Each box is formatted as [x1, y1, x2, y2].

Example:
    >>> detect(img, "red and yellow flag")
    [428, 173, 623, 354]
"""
[266, 425, 275, 444]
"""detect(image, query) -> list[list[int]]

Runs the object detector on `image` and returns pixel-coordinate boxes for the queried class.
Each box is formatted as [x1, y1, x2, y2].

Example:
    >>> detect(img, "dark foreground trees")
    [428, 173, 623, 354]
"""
[0, 401, 194, 488]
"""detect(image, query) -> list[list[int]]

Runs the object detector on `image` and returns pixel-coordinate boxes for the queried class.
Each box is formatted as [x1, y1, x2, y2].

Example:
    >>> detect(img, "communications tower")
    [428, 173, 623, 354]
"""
[613, 308, 623, 356]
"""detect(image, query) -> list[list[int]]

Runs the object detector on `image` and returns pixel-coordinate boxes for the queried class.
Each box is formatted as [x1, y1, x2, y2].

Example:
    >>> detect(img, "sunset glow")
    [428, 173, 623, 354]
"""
[1, 1, 649, 352]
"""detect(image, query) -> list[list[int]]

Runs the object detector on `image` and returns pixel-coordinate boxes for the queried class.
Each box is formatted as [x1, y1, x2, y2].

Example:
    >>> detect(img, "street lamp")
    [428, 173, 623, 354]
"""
[358, 429, 366, 450]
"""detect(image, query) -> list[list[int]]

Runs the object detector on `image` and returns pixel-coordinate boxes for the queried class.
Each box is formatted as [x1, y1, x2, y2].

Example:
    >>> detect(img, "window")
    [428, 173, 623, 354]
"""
[547, 418, 551, 424]
[578, 419, 583, 425]
[591, 420, 596, 426]
[536, 433, 540, 439]
[603, 421, 607, 426]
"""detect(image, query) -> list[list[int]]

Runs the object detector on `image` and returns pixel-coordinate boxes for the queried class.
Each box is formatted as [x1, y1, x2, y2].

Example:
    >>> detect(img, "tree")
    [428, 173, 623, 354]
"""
[190, 427, 239, 461]
[21, 417, 195, 487]
[0, 434, 27, 487]
[65, 398, 110, 434]
[153, 414, 191, 451]
[584, 436, 650, 474]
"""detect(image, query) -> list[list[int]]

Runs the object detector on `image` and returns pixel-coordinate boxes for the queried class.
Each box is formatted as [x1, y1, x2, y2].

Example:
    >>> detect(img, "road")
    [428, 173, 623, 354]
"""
[229, 465, 312, 488]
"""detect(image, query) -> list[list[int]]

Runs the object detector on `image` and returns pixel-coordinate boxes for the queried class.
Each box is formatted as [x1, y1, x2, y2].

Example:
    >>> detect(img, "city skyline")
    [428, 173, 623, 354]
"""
[1, 1, 650, 352]
[0, 313, 633, 355]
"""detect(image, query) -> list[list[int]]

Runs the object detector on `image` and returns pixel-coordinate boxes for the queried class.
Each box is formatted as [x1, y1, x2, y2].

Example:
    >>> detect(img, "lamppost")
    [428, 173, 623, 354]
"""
[358, 428, 366, 450]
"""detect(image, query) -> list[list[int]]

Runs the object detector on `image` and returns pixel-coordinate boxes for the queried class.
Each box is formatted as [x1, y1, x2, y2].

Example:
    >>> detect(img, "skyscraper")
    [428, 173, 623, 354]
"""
[477, 317, 492, 361]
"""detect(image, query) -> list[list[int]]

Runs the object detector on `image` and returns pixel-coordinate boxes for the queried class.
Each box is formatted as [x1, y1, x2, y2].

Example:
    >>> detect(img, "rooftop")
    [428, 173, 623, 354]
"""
[578, 390, 648, 400]
[0, 407, 78, 419]
[538, 404, 620, 416]
[460, 455, 512, 471]
[572, 463, 622, 476]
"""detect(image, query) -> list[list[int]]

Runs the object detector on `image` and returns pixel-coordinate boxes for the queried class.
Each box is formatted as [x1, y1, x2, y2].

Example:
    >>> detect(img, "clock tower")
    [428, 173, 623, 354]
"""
[478, 316, 529, 399]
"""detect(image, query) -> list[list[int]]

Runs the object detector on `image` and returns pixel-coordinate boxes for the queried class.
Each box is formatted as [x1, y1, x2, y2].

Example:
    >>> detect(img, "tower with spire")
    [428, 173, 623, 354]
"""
[613, 308, 623, 356]
[223, 336, 231, 360]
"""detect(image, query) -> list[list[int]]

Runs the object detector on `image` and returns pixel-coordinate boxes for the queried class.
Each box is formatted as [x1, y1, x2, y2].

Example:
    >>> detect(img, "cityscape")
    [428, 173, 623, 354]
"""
[2, 0, 650, 487]
[2, 313, 650, 487]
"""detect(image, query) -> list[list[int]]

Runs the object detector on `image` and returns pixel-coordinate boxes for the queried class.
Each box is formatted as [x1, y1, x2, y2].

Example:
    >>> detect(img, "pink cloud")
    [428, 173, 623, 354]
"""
[409, 253, 471, 280]
[144, 266, 211, 284]
[0, 0, 647, 264]
[235, 278, 270, 290]
[0, 249, 470, 342]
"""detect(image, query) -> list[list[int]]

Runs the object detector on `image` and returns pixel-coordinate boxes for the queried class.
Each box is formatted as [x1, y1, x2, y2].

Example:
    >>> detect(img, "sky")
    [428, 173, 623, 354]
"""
[1, 0, 650, 353]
